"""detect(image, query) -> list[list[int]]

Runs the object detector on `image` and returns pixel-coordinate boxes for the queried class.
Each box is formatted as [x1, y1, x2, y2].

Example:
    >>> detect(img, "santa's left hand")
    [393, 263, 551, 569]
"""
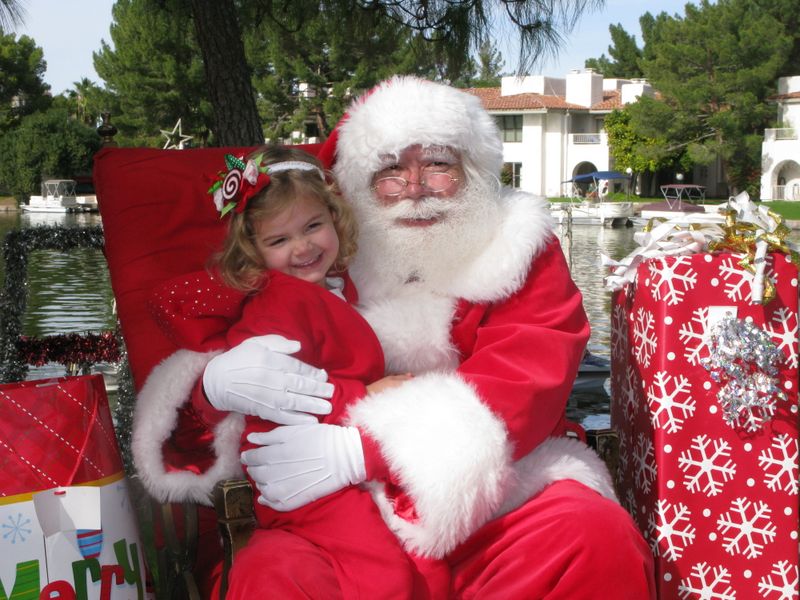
[242, 423, 366, 511]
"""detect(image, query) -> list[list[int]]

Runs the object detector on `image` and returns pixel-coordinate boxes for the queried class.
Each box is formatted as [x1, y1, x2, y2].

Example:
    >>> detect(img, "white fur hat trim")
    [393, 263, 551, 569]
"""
[333, 76, 503, 198]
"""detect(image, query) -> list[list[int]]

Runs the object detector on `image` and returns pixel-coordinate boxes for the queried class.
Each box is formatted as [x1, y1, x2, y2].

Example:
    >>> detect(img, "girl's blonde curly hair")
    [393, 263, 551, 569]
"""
[213, 145, 357, 292]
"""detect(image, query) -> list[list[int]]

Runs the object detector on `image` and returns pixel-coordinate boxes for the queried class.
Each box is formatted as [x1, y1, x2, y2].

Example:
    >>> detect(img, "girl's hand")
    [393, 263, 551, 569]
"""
[366, 373, 413, 394]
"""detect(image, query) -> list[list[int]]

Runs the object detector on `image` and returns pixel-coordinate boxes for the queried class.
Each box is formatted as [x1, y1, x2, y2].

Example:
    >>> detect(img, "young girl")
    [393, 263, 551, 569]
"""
[151, 146, 418, 598]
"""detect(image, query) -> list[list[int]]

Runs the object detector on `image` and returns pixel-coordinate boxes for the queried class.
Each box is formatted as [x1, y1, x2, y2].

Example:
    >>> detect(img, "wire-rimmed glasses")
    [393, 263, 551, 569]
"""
[372, 172, 459, 197]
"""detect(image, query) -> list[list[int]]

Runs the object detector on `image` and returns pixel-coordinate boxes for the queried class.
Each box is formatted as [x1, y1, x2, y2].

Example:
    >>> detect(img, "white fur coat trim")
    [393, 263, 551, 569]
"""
[346, 372, 513, 558]
[357, 291, 460, 375]
[132, 349, 245, 506]
[347, 372, 618, 558]
[497, 436, 618, 518]
[446, 189, 555, 303]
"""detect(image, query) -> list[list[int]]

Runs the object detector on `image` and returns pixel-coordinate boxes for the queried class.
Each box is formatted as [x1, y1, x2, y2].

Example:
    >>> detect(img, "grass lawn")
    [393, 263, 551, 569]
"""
[760, 201, 800, 221]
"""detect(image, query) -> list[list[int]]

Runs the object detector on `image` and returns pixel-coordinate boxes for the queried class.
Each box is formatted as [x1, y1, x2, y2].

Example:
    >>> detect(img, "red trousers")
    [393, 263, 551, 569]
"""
[220, 479, 655, 599]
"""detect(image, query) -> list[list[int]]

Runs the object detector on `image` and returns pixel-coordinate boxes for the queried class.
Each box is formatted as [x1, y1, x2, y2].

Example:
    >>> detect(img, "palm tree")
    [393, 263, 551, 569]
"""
[0, 0, 24, 33]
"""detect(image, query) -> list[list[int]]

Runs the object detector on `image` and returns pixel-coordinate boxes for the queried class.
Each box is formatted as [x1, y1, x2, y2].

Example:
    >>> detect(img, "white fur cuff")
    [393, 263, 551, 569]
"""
[132, 349, 244, 506]
[498, 436, 618, 518]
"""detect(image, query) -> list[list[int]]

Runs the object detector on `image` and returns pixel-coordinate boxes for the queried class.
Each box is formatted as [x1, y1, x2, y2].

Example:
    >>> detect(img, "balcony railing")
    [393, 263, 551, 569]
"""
[773, 185, 800, 200]
[764, 128, 797, 141]
[572, 133, 602, 144]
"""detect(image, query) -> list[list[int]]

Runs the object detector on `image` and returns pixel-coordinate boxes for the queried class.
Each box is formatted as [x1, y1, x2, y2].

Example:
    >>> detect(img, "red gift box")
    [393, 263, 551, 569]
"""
[0, 375, 151, 599]
[611, 252, 800, 598]
[0, 375, 123, 496]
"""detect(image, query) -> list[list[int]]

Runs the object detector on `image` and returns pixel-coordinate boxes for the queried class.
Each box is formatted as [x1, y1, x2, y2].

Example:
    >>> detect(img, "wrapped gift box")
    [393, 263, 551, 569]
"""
[0, 375, 152, 599]
[610, 251, 800, 598]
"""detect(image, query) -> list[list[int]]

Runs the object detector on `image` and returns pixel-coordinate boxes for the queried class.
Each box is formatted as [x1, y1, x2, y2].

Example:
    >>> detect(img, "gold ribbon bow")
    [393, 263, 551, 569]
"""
[708, 205, 800, 304]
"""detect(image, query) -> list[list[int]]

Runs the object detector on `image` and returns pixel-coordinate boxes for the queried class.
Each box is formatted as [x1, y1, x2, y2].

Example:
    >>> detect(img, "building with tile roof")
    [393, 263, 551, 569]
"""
[464, 69, 655, 198]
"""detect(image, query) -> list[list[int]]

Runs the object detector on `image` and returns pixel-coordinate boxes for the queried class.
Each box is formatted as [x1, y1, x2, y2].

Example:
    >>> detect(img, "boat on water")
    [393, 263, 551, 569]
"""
[555, 170, 635, 226]
[567, 351, 612, 430]
[572, 351, 610, 394]
[23, 179, 98, 213]
[551, 200, 634, 227]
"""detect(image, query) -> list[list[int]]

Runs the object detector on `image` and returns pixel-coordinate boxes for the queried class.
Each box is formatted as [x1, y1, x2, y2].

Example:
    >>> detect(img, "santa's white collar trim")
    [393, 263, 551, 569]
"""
[446, 189, 554, 303]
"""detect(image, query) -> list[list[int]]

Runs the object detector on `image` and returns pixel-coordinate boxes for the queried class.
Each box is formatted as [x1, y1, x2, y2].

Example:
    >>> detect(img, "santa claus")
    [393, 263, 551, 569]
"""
[135, 76, 654, 597]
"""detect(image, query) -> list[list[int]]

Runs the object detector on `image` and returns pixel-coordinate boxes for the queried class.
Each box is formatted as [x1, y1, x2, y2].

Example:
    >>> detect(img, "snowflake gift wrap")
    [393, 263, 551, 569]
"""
[610, 251, 800, 599]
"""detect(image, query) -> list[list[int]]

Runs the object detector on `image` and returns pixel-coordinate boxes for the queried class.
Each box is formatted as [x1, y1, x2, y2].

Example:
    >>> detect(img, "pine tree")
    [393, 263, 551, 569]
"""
[0, 0, 23, 33]
[136, 0, 602, 145]
[753, 0, 800, 75]
[0, 32, 51, 133]
[584, 23, 643, 78]
[245, 1, 442, 141]
[93, 0, 212, 146]
[474, 39, 505, 87]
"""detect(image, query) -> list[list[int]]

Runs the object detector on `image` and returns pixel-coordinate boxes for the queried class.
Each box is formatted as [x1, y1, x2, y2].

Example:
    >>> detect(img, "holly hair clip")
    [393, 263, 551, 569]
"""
[207, 153, 325, 217]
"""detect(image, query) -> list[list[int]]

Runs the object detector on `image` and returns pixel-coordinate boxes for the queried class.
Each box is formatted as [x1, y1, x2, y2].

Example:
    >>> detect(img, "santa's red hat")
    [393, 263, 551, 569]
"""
[319, 76, 503, 200]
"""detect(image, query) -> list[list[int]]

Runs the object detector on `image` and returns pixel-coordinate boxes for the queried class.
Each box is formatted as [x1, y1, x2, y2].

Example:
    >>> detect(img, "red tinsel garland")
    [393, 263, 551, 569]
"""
[16, 332, 120, 366]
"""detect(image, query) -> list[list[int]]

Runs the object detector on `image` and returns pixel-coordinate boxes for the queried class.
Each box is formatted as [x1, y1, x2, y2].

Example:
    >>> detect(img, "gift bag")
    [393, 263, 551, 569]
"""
[0, 375, 151, 599]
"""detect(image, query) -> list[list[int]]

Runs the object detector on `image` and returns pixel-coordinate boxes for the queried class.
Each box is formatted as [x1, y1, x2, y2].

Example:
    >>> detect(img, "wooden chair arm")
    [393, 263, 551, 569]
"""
[213, 478, 257, 599]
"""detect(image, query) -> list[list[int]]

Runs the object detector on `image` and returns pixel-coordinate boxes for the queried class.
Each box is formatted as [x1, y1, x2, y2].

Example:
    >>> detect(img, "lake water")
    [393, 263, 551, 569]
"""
[0, 213, 635, 356]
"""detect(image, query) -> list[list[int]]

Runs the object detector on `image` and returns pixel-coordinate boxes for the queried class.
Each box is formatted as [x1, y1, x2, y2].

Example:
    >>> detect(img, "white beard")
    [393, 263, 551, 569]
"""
[349, 180, 501, 300]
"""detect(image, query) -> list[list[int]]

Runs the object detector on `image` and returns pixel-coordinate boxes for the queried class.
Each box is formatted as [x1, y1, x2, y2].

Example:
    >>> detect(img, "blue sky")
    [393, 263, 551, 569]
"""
[15, 0, 692, 95]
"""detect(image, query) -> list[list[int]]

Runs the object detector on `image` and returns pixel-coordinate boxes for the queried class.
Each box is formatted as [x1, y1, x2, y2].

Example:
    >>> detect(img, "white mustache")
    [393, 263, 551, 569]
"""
[381, 197, 452, 220]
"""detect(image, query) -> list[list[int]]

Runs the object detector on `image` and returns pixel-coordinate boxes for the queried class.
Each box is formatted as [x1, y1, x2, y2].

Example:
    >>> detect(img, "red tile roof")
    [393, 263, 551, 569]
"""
[770, 91, 800, 101]
[593, 91, 622, 110]
[463, 87, 621, 112]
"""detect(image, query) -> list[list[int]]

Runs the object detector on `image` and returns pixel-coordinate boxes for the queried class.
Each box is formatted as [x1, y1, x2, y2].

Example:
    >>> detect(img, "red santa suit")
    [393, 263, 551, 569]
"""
[132, 76, 655, 598]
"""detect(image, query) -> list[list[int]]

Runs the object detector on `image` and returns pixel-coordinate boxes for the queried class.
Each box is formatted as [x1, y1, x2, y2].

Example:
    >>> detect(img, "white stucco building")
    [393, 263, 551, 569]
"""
[466, 69, 655, 198]
[760, 76, 800, 201]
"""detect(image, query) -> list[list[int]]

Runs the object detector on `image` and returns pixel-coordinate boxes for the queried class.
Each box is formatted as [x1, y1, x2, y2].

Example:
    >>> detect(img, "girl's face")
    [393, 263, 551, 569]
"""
[253, 193, 340, 286]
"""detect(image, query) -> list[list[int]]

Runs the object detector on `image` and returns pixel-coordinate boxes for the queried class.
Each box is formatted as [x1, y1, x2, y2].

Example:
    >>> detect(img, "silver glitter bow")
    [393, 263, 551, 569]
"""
[700, 314, 786, 432]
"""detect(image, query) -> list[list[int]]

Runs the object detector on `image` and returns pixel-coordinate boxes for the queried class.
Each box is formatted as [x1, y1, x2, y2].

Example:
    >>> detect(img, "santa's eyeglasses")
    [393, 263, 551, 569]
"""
[371, 172, 459, 197]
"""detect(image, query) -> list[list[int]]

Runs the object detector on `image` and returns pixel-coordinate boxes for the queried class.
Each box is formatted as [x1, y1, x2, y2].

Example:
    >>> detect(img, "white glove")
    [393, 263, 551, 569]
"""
[242, 423, 366, 511]
[202, 335, 334, 425]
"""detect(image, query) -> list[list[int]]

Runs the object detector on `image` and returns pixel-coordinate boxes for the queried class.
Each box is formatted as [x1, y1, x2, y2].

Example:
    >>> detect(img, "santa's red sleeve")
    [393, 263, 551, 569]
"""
[455, 239, 589, 459]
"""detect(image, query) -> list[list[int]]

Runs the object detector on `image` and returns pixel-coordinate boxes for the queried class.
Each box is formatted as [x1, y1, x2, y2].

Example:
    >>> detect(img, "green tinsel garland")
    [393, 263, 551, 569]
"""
[0, 225, 106, 381]
[113, 336, 137, 473]
[0, 224, 137, 469]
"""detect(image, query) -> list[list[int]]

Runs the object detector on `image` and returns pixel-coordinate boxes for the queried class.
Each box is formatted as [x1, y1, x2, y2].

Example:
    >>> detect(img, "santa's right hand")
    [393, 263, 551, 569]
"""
[202, 335, 334, 424]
